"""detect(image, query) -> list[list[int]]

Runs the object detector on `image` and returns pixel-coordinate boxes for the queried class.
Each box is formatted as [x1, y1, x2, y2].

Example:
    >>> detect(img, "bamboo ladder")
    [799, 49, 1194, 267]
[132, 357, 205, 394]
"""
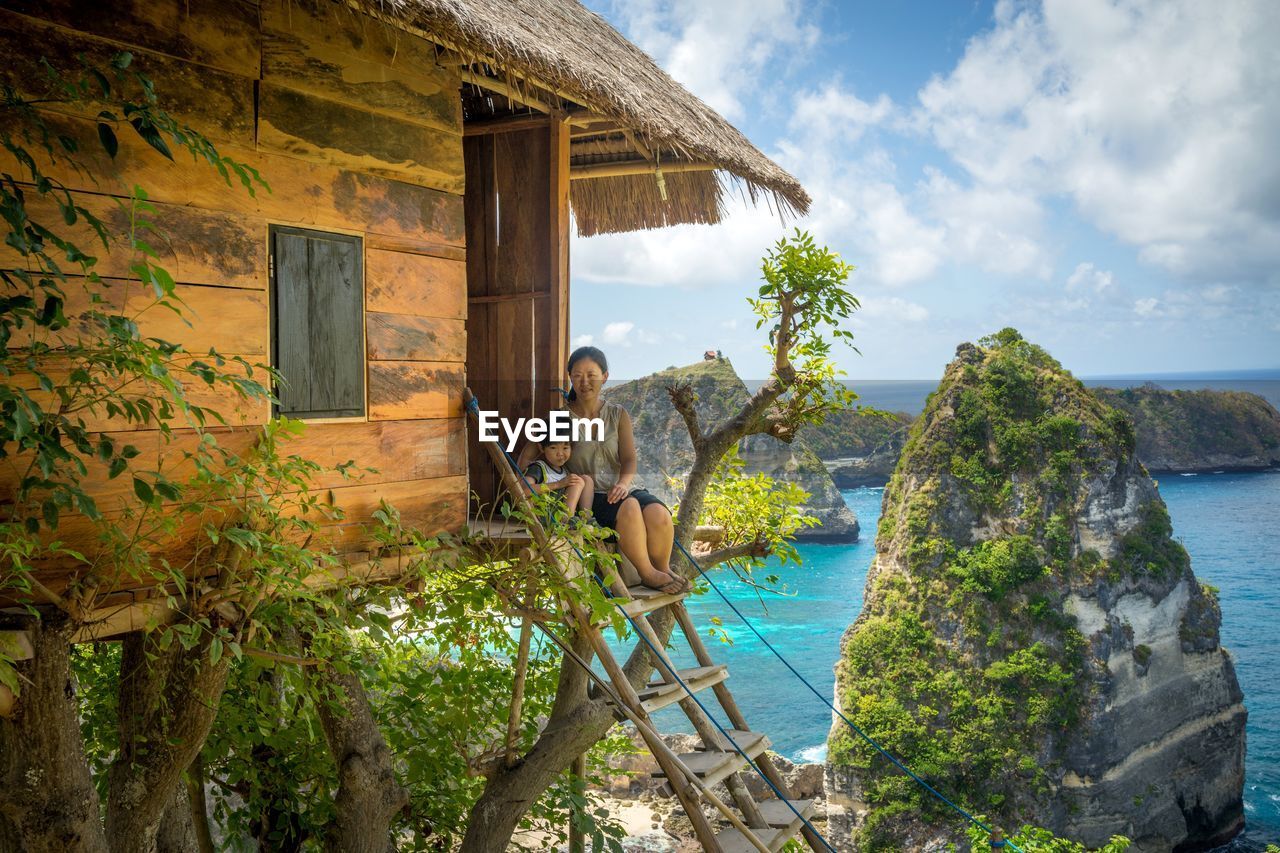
[465, 390, 823, 853]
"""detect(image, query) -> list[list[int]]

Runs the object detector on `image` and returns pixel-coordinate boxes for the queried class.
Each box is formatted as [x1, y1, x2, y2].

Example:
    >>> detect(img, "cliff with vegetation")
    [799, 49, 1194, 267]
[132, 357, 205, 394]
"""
[808, 410, 913, 487]
[1094, 385, 1280, 473]
[825, 331, 1245, 851]
[605, 358, 859, 541]
[810, 386, 1280, 484]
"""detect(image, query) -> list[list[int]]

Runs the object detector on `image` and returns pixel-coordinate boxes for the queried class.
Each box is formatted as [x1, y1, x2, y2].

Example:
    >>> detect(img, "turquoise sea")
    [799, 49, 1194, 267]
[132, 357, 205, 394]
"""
[650, 474, 1280, 849]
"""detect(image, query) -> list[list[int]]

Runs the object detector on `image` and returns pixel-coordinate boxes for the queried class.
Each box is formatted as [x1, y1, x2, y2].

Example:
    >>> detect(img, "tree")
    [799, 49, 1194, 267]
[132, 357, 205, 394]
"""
[458, 230, 859, 850]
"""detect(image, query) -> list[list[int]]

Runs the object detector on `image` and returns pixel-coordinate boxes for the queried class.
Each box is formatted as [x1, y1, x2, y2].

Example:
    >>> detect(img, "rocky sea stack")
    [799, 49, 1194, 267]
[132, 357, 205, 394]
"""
[607, 358, 859, 541]
[825, 330, 1246, 851]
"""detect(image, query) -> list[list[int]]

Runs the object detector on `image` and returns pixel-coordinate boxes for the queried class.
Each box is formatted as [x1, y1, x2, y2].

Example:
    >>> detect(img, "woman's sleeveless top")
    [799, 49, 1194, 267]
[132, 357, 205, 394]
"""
[564, 399, 641, 492]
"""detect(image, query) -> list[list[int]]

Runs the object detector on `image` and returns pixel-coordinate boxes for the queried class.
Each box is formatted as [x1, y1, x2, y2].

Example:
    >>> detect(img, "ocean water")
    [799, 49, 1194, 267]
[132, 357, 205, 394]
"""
[645, 474, 1280, 848]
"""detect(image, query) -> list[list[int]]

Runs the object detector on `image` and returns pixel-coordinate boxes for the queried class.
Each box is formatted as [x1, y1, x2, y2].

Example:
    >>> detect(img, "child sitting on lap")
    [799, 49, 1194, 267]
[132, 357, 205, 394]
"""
[524, 438, 593, 520]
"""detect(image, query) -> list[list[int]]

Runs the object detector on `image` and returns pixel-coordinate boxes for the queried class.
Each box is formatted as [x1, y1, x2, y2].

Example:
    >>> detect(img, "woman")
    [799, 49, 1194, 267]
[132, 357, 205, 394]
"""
[555, 346, 687, 595]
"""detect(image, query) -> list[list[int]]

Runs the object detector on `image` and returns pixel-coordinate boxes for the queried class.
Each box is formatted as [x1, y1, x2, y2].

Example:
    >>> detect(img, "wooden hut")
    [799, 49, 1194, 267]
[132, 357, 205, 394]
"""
[0, 0, 809, 622]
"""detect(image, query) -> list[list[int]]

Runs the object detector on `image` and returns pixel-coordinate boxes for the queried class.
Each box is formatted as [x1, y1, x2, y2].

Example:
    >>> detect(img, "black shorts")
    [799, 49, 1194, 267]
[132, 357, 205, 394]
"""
[591, 489, 667, 531]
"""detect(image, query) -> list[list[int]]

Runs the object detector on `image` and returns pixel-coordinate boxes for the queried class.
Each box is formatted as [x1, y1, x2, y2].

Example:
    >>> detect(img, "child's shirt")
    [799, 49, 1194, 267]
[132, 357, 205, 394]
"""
[525, 459, 567, 487]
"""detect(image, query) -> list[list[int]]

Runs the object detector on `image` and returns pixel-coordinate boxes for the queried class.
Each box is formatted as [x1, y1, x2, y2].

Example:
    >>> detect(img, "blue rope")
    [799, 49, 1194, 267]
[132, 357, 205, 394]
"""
[671, 537, 1024, 853]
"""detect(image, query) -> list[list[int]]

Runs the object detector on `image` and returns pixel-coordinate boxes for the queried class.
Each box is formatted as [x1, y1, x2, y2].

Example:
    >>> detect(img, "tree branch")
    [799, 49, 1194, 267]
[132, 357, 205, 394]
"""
[666, 381, 704, 449]
[694, 540, 771, 568]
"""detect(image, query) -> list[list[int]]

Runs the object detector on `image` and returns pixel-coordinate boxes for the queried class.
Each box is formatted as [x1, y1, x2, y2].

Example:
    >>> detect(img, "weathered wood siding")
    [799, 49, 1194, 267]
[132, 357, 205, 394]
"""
[0, 0, 469, 596]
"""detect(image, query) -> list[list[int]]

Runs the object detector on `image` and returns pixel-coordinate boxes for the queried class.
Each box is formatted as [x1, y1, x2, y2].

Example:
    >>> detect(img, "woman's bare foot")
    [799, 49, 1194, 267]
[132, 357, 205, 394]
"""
[638, 572, 688, 595]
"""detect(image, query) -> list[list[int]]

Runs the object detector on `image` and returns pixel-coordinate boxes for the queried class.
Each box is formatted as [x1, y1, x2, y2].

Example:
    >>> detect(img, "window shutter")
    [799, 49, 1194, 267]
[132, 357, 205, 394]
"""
[271, 227, 364, 418]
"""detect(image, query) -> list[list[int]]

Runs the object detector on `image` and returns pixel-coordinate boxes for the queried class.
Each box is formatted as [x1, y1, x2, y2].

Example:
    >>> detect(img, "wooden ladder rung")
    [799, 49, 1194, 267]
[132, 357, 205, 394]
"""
[654, 730, 770, 788]
[713, 825, 789, 853]
[713, 799, 815, 852]
[636, 664, 728, 713]
[619, 584, 690, 617]
[758, 798, 815, 828]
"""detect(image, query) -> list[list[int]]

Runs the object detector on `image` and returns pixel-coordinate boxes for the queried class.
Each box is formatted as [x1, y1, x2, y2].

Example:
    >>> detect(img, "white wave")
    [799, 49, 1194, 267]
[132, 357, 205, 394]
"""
[796, 743, 828, 763]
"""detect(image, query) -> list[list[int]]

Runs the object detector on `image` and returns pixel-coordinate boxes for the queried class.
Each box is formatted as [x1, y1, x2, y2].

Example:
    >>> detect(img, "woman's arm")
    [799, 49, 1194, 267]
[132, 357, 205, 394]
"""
[608, 407, 638, 503]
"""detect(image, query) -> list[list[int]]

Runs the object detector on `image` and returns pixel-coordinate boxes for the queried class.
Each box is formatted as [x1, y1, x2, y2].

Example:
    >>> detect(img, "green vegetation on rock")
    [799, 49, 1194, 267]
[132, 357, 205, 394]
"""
[1095, 385, 1280, 472]
[830, 329, 1185, 847]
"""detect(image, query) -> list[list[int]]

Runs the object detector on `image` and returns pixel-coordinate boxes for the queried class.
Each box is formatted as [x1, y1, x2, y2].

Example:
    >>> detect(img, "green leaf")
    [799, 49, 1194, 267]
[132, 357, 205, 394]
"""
[132, 477, 153, 502]
[42, 500, 59, 529]
[97, 123, 118, 159]
[209, 636, 223, 664]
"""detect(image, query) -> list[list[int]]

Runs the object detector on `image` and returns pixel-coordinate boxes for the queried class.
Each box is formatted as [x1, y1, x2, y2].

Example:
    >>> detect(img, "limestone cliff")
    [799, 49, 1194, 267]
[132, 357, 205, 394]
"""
[1094, 385, 1280, 473]
[604, 358, 860, 541]
[825, 331, 1245, 852]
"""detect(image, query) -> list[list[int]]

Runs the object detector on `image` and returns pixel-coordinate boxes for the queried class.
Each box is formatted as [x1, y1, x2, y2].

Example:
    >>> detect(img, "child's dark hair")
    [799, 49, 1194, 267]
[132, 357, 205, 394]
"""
[566, 346, 608, 402]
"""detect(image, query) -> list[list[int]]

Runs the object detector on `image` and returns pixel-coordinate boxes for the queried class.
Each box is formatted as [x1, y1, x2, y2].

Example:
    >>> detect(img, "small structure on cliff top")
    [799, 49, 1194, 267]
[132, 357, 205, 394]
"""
[827, 329, 1246, 851]
[0, 0, 808, 632]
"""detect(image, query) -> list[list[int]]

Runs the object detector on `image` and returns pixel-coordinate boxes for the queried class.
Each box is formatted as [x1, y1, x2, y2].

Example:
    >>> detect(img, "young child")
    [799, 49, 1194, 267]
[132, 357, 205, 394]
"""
[523, 438, 594, 520]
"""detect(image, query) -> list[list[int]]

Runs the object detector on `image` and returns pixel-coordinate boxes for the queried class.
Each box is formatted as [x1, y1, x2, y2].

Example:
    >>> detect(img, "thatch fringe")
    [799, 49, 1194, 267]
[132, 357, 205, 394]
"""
[346, 0, 810, 234]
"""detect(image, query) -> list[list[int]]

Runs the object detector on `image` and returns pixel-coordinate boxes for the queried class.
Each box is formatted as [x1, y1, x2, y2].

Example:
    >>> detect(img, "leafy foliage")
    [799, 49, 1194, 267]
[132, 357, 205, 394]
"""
[966, 821, 1130, 852]
[750, 229, 860, 434]
[693, 445, 818, 569]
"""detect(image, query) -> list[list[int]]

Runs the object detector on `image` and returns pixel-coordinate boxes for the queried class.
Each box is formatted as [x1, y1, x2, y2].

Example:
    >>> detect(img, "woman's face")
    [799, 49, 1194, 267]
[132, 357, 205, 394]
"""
[569, 357, 607, 400]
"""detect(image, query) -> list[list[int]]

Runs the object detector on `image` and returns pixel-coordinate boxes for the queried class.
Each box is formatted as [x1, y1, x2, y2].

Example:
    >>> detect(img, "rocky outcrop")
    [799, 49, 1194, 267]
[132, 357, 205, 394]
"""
[825, 331, 1245, 852]
[812, 387, 1280, 486]
[606, 359, 859, 541]
[1094, 385, 1280, 473]
[805, 410, 913, 489]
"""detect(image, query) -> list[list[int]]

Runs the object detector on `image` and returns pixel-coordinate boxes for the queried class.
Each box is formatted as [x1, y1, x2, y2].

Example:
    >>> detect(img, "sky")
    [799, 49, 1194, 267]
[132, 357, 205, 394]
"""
[567, 0, 1280, 381]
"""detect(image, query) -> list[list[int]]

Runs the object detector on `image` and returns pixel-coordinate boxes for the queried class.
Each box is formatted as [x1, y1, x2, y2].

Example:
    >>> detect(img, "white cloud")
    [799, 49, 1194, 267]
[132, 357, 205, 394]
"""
[922, 168, 1050, 278]
[1066, 262, 1115, 293]
[602, 0, 817, 122]
[572, 334, 595, 347]
[916, 0, 1280, 284]
[601, 321, 635, 345]
[1134, 297, 1160, 317]
[789, 84, 894, 145]
[857, 296, 929, 323]
[572, 200, 782, 289]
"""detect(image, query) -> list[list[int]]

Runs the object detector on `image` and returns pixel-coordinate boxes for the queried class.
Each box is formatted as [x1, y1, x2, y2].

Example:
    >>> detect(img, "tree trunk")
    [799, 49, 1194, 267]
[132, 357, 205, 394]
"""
[308, 663, 409, 853]
[0, 615, 109, 852]
[460, 699, 617, 852]
[185, 756, 216, 853]
[155, 780, 199, 853]
[104, 630, 235, 853]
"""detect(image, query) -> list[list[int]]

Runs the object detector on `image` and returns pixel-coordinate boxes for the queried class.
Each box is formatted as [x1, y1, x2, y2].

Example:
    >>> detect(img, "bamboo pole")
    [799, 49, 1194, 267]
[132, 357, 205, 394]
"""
[570, 160, 718, 180]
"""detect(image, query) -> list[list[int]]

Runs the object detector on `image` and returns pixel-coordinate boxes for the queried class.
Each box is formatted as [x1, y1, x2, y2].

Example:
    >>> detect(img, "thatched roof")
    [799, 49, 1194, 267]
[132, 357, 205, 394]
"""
[355, 0, 811, 235]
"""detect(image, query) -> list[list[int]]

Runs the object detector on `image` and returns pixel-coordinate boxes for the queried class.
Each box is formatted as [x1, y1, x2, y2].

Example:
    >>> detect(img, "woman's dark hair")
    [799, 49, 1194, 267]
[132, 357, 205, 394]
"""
[566, 346, 608, 402]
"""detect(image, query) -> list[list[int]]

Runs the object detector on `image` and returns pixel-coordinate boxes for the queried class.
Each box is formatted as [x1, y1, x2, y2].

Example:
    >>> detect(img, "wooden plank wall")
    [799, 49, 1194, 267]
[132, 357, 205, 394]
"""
[463, 123, 570, 511]
[0, 0, 472, 596]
